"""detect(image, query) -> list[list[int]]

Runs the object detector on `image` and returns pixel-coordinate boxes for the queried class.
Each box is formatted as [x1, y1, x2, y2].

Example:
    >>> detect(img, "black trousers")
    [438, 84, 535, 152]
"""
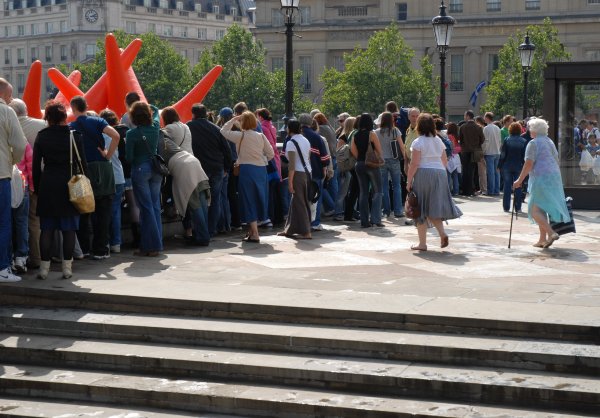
[77, 194, 114, 256]
[460, 152, 476, 196]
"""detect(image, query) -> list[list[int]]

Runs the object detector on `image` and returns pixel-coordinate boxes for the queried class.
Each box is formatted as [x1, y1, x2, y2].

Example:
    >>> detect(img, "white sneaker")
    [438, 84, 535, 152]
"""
[311, 224, 324, 231]
[14, 257, 27, 274]
[110, 245, 121, 254]
[0, 268, 21, 282]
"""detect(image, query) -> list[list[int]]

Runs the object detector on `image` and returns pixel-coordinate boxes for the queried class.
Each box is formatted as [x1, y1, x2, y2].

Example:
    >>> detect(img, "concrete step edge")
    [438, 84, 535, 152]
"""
[1, 310, 598, 376]
[0, 287, 598, 343]
[0, 364, 595, 417]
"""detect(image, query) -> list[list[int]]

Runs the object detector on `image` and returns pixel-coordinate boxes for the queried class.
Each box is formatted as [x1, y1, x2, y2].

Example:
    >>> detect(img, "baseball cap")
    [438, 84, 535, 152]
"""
[219, 107, 233, 118]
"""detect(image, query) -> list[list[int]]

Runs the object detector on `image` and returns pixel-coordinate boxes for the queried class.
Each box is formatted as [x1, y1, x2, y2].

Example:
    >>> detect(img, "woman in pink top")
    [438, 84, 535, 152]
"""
[257, 108, 281, 177]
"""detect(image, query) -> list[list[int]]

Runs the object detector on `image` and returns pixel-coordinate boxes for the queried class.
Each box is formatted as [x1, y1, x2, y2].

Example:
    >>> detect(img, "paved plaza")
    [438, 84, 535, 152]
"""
[13, 195, 600, 328]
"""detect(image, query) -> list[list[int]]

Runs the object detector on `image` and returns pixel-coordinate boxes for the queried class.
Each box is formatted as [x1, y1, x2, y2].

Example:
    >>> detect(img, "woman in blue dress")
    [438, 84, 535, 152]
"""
[513, 118, 570, 248]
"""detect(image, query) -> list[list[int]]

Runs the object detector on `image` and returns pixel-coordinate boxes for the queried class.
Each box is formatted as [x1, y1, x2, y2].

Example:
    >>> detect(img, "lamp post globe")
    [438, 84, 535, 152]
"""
[518, 33, 536, 119]
[432, 1, 456, 120]
[279, 0, 299, 140]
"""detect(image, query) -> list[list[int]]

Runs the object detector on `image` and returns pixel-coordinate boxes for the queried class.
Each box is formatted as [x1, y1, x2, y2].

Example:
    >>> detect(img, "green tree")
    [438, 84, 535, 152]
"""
[482, 18, 570, 117]
[64, 30, 194, 108]
[320, 23, 437, 117]
[194, 24, 310, 117]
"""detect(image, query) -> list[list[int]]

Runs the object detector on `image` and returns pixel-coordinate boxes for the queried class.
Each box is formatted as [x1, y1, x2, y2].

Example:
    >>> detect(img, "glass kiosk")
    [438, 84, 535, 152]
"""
[544, 62, 600, 209]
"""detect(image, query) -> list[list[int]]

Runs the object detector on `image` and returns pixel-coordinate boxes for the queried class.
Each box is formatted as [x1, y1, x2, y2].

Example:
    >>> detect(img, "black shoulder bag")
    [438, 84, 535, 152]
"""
[142, 134, 169, 177]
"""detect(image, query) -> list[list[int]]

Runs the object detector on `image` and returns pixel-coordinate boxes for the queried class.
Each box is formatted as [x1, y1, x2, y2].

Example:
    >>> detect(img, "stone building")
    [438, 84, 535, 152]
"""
[253, 0, 600, 120]
[1, 0, 255, 98]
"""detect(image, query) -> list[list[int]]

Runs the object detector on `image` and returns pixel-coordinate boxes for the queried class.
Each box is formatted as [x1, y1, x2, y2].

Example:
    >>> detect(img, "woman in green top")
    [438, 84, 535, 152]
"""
[125, 102, 163, 256]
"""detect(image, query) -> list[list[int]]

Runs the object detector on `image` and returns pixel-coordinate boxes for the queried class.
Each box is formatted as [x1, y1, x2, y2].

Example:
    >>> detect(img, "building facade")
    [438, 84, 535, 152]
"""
[253, 0, 600, 120]
[1, 0, 255, 98]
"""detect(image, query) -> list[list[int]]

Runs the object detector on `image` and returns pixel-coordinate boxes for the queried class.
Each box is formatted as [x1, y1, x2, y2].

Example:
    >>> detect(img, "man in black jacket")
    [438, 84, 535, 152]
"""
[187, 104, 232, 237]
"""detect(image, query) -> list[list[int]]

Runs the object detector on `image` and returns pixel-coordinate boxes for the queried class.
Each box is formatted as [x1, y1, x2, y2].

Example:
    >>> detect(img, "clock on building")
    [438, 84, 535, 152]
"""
[84, 8, 99, 23]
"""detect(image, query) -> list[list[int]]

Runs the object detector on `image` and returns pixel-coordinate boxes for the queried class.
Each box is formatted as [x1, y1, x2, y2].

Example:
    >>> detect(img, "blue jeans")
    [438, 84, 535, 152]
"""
[280, 178, 290, 218]
[207, 171, 224, 236]
[12, 186, 29, 258]
[447, 170, 460, 195]
[0, 179, 11, 270]
[132, 161, 163, 252]
[380, 158, 403, 216]
[502, 168, 523, 212]
[336, 170, 350, 217]
[355, 161, 382, 226]
[110, 183, 125, 246]
[485, 154, 500, 195]
[217, 173, 230, 232]
[322, 163, 339, 213]
[191, 191, 210, 245]
[311, 178, 324, 227]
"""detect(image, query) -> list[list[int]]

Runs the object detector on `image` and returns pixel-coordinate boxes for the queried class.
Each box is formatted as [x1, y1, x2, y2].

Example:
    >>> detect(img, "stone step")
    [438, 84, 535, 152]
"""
[1, 285, 598, 343]
[0, 396, 237, 417]
[1, 334, 599, 413]
[0, 364, 594, 418]
[1, 307, 598, 376]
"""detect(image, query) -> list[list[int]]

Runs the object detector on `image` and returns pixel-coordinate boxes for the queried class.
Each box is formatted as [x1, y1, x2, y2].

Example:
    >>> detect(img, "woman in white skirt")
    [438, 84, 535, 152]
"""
[406, 113, 462, 251]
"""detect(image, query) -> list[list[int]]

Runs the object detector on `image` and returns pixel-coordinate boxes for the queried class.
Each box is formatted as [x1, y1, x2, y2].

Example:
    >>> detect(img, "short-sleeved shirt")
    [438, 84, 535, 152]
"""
[69, 115, 109, 163]
[286, 134, 312, 174]
[411, 135, 446, 170]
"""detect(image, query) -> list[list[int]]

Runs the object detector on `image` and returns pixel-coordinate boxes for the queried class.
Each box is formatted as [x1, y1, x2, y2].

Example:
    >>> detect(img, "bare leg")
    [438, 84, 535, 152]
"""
[429, 218, 448, 247]
[411, 222, 428, 250]
[531, 205, 554, 237]
[249, 221, 259, 240]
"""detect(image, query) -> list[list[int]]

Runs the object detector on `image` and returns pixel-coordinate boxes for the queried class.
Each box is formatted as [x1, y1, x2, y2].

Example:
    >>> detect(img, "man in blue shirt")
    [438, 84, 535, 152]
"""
[69, 96, 120, 260]
[298, 113, 330, 231]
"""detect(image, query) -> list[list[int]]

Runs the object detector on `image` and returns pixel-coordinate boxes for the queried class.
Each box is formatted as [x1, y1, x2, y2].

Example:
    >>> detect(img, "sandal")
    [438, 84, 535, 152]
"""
[542, 232, 559, 249]
[410, 244, 427, 251]
[440, 235, 449, 248]
[533, 242, 545, 248]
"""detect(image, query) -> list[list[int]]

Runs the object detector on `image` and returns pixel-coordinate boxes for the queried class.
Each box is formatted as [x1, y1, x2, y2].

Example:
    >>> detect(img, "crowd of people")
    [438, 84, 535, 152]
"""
[0, 75, 573, 282]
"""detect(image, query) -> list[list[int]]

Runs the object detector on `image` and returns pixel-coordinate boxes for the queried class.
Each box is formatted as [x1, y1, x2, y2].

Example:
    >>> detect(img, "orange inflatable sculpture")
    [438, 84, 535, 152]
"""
[23, 33, 222, 123]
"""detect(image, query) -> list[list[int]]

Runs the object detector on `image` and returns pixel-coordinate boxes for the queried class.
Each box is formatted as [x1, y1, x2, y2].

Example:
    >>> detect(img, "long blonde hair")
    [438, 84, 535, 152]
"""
[342, 117, 356, 138]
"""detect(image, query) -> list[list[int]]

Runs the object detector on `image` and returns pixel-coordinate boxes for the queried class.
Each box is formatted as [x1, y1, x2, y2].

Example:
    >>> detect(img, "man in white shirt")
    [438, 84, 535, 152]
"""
[0, 78, 27, 282]
[483, 112, 502, 196]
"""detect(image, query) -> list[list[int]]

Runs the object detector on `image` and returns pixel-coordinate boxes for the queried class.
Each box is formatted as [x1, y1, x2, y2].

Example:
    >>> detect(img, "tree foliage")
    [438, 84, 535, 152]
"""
[320, 23, 437, 117]
[482, 18, 571, 117]
[64, 30, 194, 108]
[194, 24, 311, 117]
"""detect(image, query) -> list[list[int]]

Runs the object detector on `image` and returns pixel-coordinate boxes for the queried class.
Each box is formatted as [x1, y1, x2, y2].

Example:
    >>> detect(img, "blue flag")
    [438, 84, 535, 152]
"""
[469, 81, 487, 107]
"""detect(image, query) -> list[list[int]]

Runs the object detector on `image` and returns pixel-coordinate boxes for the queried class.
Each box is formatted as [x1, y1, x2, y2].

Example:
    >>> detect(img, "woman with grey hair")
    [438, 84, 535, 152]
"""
[513, 118, 570, 248]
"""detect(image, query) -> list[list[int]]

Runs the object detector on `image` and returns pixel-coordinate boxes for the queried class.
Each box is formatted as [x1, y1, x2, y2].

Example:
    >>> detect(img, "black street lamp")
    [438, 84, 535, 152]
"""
[432, 1, 455, 120]
[280, 0, 299, 131]
[518, 33, 536, 120]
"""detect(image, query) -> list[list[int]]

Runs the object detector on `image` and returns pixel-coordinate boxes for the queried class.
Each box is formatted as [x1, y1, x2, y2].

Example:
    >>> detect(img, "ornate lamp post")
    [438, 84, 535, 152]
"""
[518, 33, 536, 120]
[432, 1, 455, 120]
[280, 0, 299, 129]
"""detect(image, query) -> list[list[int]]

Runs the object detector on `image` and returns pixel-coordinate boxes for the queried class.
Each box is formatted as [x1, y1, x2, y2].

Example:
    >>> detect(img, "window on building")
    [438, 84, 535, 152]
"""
[17, 48, 24, 64]
[216, 29, 225, 40]
[397, 3, 407, 21]
[180, 49, 187, 59]
[486, 0, 501, 11]
[299, 6, 310, 24]
[4, 49, 10, 65]
[299, 55, 312, 92]
[197, 27, 207, 39]
[487, 54, 499, 82]
[271, 8, 283, 26]
[31, 23, 38, 35]
[148, 23, 156, 33]
[333, 55, 345, 71]
[338, 6, 367, 17]
[45, 45, 52, 62]
[164, 25, 173, 36]
[525, 0, 540, 10]
[230, 7, 236, 16]
[85, 44, 96, 59]
[159, 0, 168, 8]
[126, 21, 136, 34]
[45, 22, 53, 33]
[181, 26, 187, 37]
[31, 47, 38, 62]
[60, 20, 66, 32]
[588, 0, 600, 4]
[271, 56, 283, 71]
[585, 50, 600, 60]
[17, 25, 24, 36]
[17, 73, 25, 94]
[450, 54, 464, 91]
[212, 5, 219, 14]
[60, 44, 67, 61]
[4, 27, 9, 37]
[449, 0, 463, 13]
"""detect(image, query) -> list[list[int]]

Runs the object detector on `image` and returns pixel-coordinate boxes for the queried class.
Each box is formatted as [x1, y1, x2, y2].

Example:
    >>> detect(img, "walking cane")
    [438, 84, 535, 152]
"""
[508, 187, 519, 249]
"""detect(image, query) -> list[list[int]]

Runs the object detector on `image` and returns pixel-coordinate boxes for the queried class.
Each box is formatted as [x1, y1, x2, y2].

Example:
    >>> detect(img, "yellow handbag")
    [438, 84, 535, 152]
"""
[67, 131, 95, 214]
